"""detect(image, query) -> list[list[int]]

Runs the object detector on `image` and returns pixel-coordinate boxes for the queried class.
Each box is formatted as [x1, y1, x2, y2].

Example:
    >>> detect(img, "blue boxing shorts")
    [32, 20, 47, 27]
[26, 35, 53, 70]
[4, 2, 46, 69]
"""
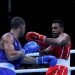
[0, 63, 16, 75]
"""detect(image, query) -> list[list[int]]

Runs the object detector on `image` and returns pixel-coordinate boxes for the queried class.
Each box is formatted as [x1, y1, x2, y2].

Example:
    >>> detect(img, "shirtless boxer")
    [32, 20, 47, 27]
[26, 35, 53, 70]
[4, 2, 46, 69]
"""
[26, 19, 71, 75]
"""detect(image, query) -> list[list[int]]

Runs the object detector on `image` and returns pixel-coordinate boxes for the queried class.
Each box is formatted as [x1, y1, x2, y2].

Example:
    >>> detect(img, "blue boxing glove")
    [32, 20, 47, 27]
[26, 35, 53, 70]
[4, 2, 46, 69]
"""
[22, 41, 40, 54]
[36, 55, 57, 66]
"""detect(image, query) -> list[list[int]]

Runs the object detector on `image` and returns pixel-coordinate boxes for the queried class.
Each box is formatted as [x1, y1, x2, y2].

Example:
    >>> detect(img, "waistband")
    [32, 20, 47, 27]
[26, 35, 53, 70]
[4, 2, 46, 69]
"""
[56, 59, 69, 67]
[0, 63, 15, 72]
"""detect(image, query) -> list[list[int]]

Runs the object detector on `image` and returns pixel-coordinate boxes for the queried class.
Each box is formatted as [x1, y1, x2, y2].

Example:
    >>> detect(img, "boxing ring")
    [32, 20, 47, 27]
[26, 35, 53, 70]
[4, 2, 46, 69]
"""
[15, 50, 75, 75]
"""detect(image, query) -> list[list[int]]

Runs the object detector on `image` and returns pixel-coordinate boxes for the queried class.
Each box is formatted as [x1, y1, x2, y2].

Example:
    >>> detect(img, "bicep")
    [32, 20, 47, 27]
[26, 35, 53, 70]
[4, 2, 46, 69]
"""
[3, 35, 22, 61]
[3, 36, 13, 49]
[4, 39, 16, 55]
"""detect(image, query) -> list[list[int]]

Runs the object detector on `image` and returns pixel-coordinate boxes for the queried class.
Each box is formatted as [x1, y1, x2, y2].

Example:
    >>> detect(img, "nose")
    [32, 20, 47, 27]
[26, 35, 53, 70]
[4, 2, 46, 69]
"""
[52, 28, 55, 32]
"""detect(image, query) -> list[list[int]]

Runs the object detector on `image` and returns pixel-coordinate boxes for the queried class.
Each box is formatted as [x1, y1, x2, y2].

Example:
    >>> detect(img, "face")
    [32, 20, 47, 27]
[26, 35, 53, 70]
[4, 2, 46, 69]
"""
[52, 23, 62, 38]
[19, 24, 25, 37]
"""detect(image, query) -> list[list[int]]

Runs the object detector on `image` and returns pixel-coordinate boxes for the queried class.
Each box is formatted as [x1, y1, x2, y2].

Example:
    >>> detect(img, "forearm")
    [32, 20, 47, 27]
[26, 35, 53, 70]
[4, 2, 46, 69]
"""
[21, 56, 36, 64]
[45, 38, 60, 46]
[6, 50, 23, 61]
[21, 55, 57, 67]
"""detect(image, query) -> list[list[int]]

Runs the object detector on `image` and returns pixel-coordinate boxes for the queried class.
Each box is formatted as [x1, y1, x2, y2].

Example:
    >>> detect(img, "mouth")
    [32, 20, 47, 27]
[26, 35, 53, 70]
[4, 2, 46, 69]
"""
[52, 33, 57, 37]
[52, 33, 56, 35]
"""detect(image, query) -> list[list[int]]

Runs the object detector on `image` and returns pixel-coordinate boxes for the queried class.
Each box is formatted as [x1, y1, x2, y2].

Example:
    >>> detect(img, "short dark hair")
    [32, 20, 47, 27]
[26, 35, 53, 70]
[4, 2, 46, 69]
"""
[52, 19, 64, 28]
[10, 17, 25, 29]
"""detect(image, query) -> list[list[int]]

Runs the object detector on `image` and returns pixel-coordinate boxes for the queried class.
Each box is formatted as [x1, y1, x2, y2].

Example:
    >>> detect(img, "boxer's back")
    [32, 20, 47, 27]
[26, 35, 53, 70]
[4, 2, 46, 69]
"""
[0, 33, 22, 68]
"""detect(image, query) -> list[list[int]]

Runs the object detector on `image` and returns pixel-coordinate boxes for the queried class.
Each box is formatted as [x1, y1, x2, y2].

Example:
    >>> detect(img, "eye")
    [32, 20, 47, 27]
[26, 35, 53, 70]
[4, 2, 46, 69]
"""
[52, 27, 58, 29]
[54, 27, 57, 29]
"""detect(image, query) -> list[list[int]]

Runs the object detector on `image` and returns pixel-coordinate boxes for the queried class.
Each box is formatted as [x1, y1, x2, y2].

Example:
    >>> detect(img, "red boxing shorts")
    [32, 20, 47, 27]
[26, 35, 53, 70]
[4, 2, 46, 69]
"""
[46, 59, 69, 75]
[46, 65, 68, 75]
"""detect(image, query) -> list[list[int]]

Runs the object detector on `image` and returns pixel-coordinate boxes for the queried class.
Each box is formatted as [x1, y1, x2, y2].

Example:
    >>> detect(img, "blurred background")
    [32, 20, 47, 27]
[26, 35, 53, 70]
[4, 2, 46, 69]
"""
[0, 0, 74, 75]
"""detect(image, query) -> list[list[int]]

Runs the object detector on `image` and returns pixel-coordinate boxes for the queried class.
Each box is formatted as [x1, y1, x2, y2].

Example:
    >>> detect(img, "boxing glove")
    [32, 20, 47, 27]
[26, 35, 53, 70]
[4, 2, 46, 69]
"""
[26, 32, 46, 41]
[22, 41, 40, 54]
[36, 55, 57, 66]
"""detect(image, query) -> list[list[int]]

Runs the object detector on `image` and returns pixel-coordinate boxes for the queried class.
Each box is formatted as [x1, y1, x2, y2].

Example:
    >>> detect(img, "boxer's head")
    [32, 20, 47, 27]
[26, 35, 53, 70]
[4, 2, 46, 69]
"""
[52, 20, 64, 38]
[10, 17, 25, 37]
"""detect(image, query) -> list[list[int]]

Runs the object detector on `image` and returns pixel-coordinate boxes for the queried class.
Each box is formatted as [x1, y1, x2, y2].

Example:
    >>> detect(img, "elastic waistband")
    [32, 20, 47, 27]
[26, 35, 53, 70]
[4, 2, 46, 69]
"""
[56, 59, 69, 67]
[0, 63, 15, 72]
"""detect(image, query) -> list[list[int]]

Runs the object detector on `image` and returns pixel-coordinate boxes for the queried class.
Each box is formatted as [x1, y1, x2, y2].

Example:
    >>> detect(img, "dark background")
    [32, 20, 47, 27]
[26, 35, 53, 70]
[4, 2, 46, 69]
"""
[0, 0, 75, 75]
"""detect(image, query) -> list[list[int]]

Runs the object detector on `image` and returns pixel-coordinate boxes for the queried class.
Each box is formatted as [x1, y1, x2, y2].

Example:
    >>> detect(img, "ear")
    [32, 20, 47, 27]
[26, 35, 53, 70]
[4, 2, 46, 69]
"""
[17, 27, 21, 32]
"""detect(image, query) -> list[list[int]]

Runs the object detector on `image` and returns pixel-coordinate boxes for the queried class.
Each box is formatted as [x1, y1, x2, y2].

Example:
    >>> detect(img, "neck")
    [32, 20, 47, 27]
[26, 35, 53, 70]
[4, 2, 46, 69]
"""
[60, 31, 63, 34]
[10, 29, 19, 39]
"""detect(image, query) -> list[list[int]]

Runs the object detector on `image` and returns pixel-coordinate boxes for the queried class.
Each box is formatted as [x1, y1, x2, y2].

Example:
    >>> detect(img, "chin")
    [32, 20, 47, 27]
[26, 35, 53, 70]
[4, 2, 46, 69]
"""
[52, 34, 57, 38]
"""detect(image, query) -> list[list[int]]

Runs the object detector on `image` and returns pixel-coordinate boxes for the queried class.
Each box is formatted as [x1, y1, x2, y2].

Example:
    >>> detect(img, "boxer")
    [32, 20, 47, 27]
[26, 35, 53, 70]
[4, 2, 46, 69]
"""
[26, 19, 71, 75]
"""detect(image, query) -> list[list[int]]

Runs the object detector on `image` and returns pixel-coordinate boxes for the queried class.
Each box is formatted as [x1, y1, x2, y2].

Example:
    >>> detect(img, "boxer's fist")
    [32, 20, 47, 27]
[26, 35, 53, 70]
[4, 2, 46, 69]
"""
[23, 41, 40, 54]
[26, 32, 46, 41]
[36, 55, 57, 66]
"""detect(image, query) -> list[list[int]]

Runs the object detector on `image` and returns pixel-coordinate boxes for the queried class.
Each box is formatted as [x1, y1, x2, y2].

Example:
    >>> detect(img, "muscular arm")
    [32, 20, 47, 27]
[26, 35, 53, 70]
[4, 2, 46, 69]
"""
[21, 56, 36, 64]
[45, 33, 69, 46]
[3, 33, 23, 61]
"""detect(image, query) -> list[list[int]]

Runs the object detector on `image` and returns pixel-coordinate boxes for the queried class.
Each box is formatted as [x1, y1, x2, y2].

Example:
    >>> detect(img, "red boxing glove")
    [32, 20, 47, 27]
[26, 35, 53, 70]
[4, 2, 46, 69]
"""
[26, 32, 46, 41]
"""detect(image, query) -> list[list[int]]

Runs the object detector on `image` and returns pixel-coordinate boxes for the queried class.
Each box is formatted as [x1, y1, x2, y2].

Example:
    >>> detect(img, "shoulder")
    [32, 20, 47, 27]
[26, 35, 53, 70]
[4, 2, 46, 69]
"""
[2, 33, 14, 42]
[59, 33, 70, 38]
[59, 33, 71, 43]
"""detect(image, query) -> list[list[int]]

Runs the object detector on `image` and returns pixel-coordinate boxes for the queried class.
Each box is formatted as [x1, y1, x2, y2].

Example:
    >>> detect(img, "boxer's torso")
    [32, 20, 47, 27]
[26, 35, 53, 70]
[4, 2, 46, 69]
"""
[49, 33, 71, 59]
[0, 32, 22, 68]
